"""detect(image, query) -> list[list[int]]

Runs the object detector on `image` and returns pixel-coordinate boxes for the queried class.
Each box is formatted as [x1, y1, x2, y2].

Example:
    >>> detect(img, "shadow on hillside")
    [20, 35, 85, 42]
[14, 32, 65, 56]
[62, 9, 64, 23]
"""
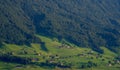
[41, 42, 48, 52]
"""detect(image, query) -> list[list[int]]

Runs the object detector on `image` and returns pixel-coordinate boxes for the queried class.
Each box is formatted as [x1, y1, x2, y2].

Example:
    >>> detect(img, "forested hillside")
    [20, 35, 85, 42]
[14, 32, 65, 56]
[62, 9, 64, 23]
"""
[0, 0, 120, 53]
[0, 0, 41, 45]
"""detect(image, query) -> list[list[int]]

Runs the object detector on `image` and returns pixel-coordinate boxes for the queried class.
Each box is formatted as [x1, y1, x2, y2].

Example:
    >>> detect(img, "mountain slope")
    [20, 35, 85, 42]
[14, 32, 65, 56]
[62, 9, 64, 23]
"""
[0, 0, 120, 53]
[0, 35, 119, 70]
[0, 0, 41, 45]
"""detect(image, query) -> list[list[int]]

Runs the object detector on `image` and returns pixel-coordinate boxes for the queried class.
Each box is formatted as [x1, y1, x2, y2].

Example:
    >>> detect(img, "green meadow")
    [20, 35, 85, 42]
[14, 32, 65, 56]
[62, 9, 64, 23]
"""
[0, 35, 120, 70]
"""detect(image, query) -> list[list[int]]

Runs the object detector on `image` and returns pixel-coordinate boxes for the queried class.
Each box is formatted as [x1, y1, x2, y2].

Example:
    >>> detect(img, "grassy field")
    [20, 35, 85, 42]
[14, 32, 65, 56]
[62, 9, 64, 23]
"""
[0, 35, 120, 70]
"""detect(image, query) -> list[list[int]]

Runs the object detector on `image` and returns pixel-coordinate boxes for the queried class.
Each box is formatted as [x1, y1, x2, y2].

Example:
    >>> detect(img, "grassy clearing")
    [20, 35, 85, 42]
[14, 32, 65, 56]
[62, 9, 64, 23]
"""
[101, 47, 117, 57]
[0, 35, 119, 70]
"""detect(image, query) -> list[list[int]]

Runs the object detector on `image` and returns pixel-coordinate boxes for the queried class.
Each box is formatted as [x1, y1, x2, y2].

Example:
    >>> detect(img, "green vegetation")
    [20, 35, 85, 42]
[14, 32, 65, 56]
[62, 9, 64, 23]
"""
[1, 0, 120, 53]
[0, 0, 120, 70]
[0, 35, 120, 70]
